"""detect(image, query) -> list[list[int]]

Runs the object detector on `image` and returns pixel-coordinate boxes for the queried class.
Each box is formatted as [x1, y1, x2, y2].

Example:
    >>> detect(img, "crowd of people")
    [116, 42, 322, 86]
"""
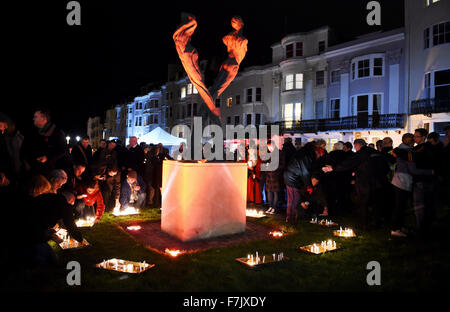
[1, 107, 449, 267]
[246, 128, 450, 238]
[0, 109, 172, 266]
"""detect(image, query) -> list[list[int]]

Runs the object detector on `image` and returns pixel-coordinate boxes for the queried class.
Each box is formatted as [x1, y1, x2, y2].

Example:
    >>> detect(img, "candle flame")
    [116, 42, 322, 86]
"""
[270, 231, 284, 237]
[127, 225, 141, 231]
[165, 248, 183, 257]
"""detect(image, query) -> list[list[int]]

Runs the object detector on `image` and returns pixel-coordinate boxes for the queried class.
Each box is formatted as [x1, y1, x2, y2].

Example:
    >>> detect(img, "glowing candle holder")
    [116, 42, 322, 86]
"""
[95, 258, 155, 274]
[75, 216, 95, 227]
[58, 237, 90, 250]
[112, 206, 140, 217]
[236, 251, 288, 267]
[333, 227, 356, 238]
[246, 209, 266, 218]
[309, 218, 338, 227]
[299, 240, 339, 254]
[126, 225, 142, 231]
[269, 231, 285, 238]
[165, 248, 184, 257]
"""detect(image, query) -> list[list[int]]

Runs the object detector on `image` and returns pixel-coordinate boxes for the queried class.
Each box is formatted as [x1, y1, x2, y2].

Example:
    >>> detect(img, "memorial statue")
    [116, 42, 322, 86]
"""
[173, 14, 248, 122]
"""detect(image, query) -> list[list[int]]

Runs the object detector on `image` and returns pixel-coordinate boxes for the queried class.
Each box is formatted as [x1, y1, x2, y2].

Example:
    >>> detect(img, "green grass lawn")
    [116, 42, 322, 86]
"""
[4, 205, 450, 292]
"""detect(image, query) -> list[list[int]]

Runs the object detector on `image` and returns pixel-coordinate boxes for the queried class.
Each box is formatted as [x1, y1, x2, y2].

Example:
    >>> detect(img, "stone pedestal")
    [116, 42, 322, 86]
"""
[161, 160, 247, 242]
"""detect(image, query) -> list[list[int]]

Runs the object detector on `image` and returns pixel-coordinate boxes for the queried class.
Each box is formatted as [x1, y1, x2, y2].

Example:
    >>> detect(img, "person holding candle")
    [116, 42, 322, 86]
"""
[119, 170, 147, 211]
[74, 179, 106, 224]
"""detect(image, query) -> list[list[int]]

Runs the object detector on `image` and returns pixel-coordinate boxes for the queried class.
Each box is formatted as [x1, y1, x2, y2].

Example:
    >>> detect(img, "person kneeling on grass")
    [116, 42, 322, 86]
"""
[22, 192, 83, 266]
[120, 170, 146, 211]
[299, 174, 329, 219]
[75, 179, 105, 224]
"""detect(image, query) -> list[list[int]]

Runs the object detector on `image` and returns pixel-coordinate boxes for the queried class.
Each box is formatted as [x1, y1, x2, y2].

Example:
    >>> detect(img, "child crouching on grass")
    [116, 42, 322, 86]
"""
[75, 179, 105, 224]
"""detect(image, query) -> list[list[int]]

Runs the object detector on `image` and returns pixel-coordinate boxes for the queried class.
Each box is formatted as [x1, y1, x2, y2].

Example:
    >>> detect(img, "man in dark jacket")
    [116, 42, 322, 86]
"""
[21, 108, 70, 177]
[71, 136, 93, 170]
[0, 113, 23, 190]
[412, 128, 436, 235]
[283, 142, 321, 224]
[125, 136, 146, 177]
[323, 139, 390, 229]
[119, 170, 147, 210]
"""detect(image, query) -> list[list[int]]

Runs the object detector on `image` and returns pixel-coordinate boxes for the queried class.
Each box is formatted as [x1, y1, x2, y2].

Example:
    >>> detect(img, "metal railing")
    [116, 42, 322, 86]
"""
[273, 114, 406, 133]
[410, 98, 450, 115]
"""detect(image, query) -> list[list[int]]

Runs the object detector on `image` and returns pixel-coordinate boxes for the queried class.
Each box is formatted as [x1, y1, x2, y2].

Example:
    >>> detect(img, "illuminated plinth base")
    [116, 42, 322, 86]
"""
[161, 160, 248, 242]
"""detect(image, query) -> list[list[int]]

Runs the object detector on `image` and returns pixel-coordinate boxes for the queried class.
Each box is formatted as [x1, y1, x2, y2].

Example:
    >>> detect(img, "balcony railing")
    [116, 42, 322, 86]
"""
[272, 114, 405, 133]
[410, 98, 450, 115]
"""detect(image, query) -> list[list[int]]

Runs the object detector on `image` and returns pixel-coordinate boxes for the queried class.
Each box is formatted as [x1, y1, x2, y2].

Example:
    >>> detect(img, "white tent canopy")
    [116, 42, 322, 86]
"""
[139, 127, 186, 146]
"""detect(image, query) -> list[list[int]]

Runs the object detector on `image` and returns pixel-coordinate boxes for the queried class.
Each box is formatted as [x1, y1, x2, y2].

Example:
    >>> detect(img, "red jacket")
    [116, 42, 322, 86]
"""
[79, 187, 105, 221]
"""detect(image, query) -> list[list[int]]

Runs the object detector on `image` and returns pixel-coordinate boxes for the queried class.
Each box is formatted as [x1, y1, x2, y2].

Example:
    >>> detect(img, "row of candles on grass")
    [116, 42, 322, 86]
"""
[246, 251, 285, 266]
[97, 258, 150, 273]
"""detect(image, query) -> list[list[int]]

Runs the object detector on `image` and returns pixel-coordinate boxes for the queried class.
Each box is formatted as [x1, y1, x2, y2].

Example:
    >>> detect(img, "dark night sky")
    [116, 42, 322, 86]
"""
[5, 0, 403, 137]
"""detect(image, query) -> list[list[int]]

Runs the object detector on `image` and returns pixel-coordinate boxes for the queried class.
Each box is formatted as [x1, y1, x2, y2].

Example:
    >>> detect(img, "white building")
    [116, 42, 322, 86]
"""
[405, 0, 450, 135]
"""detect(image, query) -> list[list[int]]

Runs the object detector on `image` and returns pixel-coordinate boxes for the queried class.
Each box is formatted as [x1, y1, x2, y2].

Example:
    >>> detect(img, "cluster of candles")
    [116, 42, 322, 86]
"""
[334, 227, 356, 237]
[269, 231, 284, 238]
[112, 207, 140, 216]
[75, 217, 95, 227]
[310, 218, 337, 226]
[126, 225, 142, 231]
[309, 240, 337, 254]
[165, 248, 183, 257]
[98, 258, 149, 273]
[246, 209, 266, 218]
[56, 229, 88, 249]
[246, 251, 284, 266]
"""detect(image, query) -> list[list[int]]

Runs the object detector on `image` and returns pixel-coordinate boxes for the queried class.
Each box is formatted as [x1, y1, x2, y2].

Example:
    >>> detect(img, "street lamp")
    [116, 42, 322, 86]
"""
[66, 136, 70, 145]
[76, 136, 81, 142]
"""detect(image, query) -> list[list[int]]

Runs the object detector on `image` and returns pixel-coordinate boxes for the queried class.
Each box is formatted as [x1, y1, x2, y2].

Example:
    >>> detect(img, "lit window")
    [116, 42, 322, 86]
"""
[181, 87, 186, 99]
[294, 103, 302, 121]
[187, 84, 192, 95]
[426, 0, 440, 7]
[330, 99, 340, 119]
[295, 74, 303, 89]
[227, 97, 233, 107]
[286, 74, 294, 90]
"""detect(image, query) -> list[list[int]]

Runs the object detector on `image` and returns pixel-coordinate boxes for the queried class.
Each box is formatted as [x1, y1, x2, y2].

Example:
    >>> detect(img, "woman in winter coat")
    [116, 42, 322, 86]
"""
[391, 135, 433, 237]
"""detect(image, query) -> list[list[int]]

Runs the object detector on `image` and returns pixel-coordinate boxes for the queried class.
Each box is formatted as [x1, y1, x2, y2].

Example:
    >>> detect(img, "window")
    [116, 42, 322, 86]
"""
[255, 88, 262, 102]
[316, 71, 325, 86]
[331, 70, 340, 83]
[373, 58, 383, 76]
[434, 69, 450, 103]
[187, 104, 192, 116]
[425, 72, 431, 99]
[294, 103, 302, 121]
[432, 21, 450, 46]
[296, 42, 303, 56]
[352, 55, 385, 80]
[236, 95, 240, 105]
[286, 74, 303, 90]
[315, 101, 324, 119]
[181, 87, 186, 99]
[187, 83, 192, 95]
[193, 103, 198, 115]
[286, 43, 294, 58]
[226, 116, 231, 124]
[215, 98, 221, 107]
[295, 73, 303, 89]
[169, 107, 173, 117]
[193, 85, 198, 94]
[330, 99, 340, 119]
[283, 103, 293, 121]
[246, 88, 253, 103]
[358, 59, 370, 78]
[318, 40, 326, 53]
[424, 28, 430, 49]
[255, 114, 261, 125]
[373, 94, 381, 115]
[286, 74, 294, 90]
[234, 115, 240, 125]
[129, 107, 133, 113]
[246, 114, 252, 125]
[227, 97, 233, 108]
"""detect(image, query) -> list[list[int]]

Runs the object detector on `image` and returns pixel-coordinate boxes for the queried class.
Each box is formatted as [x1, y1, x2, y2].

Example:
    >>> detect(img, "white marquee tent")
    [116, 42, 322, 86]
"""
[139, 127, 186, 146]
